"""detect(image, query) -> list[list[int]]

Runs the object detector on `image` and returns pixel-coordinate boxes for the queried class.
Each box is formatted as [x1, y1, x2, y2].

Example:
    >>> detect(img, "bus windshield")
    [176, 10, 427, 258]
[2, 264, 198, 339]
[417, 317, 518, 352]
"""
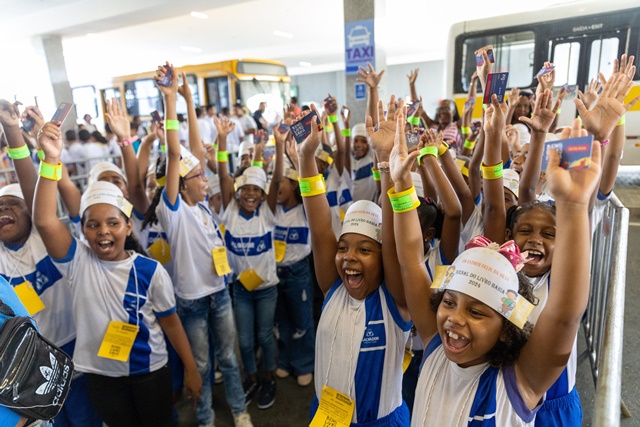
[238, 80, 290, 124]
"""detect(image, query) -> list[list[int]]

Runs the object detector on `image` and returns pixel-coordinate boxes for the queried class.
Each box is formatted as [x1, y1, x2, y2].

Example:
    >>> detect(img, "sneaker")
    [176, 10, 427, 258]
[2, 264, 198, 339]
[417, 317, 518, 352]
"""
[297, 373, 313, 387]
[243, 379, 259, 405]
[275, 368, 290, 379]
[214, 370, 223, 384]
[257, 379, 276, 409]
[233, 412, 253, 427]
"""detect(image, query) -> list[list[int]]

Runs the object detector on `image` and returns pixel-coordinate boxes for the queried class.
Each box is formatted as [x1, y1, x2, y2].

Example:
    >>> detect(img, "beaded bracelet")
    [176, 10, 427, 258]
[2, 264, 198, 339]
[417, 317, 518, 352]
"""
[387, 185, 420, 213]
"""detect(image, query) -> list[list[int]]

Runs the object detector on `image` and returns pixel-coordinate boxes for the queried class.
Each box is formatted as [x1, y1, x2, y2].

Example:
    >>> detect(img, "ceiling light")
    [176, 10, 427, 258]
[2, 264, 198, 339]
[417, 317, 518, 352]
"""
[274, 31, 294, 39]
[299, 62, 312, 67]
[181, 46, 202, 53]
[190, 11, 208, 19]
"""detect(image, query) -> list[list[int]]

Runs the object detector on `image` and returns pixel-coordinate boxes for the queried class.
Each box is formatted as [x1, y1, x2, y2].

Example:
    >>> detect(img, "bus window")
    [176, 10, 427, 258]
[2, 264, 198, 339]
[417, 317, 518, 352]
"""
[460, 31, 535, 90]
[588, 38, 620, 82]
[552, 42, 580, 86]
[72, 85, 98, 118]
[206, 77, 230, 109]
[124, 79, 162, 117]
[102, 88, 121, 102]
[236, 62, 288, 76]
[237, 80, 290, 124]
[176, 74, 199, 114]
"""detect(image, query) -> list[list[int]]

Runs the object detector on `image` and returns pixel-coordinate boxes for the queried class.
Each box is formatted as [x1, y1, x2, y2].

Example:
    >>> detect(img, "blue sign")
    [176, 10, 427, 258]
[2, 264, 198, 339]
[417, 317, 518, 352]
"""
[355, 83, 366, 100]
[345, 19, 375, 75]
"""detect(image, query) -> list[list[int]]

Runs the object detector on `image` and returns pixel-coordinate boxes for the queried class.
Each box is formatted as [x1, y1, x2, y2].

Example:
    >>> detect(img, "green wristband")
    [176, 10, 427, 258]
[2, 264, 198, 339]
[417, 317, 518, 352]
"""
[463, 139, 476, 150]
[251, 161, 263, 167]
[7, 145, 30, 160]
[165, 119, 179, 131]
[217, 151, 229, 162]
[417, 146, 438, 165]
[38, 160, 62, 181]
[327, 115, 338, 123]
[341, 128, 351, 137]
[481, 161, 504, 179]
[409, 116, 421, 126]
[372, 168, 381, 181]
[37, 150, 45, 161]
[461, 126, 471, 135]
[160, 145, 167, 153]
[387, 186, 420, 213]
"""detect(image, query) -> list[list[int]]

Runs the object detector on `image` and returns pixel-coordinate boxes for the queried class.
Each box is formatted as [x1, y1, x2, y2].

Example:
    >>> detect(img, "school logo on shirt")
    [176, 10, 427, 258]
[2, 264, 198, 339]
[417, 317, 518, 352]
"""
[361, 322, 386, 350]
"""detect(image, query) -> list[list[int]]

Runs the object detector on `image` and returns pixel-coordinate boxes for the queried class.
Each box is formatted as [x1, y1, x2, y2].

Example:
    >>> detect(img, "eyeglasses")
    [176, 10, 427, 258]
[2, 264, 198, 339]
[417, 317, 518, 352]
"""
[183, 170, 206, 181]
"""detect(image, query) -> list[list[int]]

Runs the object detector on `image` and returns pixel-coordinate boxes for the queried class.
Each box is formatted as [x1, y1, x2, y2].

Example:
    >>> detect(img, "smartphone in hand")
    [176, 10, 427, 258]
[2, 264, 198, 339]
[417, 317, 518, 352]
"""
[157, 65, 173, 87]
[50, 102, 74, 126]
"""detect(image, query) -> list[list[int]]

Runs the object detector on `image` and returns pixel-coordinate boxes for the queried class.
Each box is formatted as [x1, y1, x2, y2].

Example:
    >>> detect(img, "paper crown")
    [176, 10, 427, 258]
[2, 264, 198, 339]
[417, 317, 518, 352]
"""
[88, 162, 127, 186]
[81, 181, 133, 218]
[340, 200, 382, 244]
[235, 166, 267, 191]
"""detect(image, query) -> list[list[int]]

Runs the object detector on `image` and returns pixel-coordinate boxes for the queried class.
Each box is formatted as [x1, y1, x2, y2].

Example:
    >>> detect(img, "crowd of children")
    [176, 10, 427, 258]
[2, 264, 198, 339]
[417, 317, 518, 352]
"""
[0, 49, 637, 427]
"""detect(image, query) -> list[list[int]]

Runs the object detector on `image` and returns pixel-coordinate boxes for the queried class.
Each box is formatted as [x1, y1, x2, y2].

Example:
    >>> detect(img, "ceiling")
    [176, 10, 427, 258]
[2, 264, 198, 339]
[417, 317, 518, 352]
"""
[0, 0, 636, 87]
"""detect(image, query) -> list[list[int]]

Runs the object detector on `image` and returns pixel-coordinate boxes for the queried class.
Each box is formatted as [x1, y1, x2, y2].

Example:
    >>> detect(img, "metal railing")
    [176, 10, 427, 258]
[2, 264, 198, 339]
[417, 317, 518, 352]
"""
[582, 193, 630, 427]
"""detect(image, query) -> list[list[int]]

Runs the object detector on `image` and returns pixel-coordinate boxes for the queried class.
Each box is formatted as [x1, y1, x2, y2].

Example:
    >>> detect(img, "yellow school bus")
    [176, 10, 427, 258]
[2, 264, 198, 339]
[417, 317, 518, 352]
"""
[73, 59, 290, 122]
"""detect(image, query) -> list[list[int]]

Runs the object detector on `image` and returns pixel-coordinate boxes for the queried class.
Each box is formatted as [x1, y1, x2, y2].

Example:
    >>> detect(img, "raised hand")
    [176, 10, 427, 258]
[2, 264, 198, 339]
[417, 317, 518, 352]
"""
[420, 128, 443, 149]
[37, 122, 63, 162]
[536, 61, 556, 92]
[323, 94, 337, 115]
[519, 89, 561, 133]
[357, 62, 385, 89]
[19, 105, 45, 137]
[340, 105, 350, 128]
[285, 138, 299, 170]
[389, 110, 420, 188]
[366, 95, 404, 156]
[213, 114, 235, 138]
[475, 46, 494, 88]
[296, 104, 322, 159]
[576, 78, 602, 111]
[483, 94, 508, 136]
[105, 98, 131, 142]
[153, 62, 179, 97]
[177, 71, 193, 102]
[407, 68, 419, 86]
[0, 100, 20, 129]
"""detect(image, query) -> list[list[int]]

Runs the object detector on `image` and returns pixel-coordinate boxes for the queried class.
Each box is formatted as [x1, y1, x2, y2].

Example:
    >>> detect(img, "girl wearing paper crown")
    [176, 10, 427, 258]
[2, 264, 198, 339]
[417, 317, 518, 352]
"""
[151, 63, 252, 427]
[390, 97, 602, 426]
[298, 100, 412, 426]
[218, 106, 285, 411]
[33, 120, 202, 427]
[0, 100, 103, 426]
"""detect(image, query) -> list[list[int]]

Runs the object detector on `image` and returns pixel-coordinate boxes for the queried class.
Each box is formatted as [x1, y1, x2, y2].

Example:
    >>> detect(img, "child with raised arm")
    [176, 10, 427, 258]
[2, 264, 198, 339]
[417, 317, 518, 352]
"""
[33, 119, 201, 427]
[298, 99, 411, 426]
[390, 100, 601, 426]
[150, 63, 252, 427]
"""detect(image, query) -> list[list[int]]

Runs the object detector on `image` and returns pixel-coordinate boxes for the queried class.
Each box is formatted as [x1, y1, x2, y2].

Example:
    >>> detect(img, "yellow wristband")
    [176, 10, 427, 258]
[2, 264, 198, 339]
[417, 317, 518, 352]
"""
[341, 128, 351, 137]
[165, 119, 179, 131]
[37, 150, 45, 161]
[7, 145, 30, 160]
[298, 175, 326, 197]
[464, 139, 476, 150]
[217, 151, 229, 162]
[417, 146, 438, 165]
[328, 115, 338, 123]
[617, 114, 625, 126]
[481, 161, 504, 180]
[387, 185, 420, 213]
[438, 141, 449, 157]
[38, 160, 62, 181]
[372, 168, 381, 181]
[461, 126, 471, 135]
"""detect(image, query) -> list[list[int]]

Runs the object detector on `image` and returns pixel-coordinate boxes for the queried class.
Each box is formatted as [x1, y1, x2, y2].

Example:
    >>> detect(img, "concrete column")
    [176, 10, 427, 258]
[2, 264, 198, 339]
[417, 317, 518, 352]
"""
[343, 0, 387, 126]
[32, 35, 77, 132]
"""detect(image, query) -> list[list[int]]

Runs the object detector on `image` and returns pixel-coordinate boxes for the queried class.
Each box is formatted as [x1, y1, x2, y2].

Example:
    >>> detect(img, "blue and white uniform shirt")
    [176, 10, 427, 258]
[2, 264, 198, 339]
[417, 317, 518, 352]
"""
[315, 281, 412, 424]
[325, 167, 345, 239]
[157, 190, 226, 300]
[0, 228, 75, 347]
[52, 239, 176, 377]
[351, 148, 377, 203]
[222, 199, 278, 289]
[274, 203, 310, 267]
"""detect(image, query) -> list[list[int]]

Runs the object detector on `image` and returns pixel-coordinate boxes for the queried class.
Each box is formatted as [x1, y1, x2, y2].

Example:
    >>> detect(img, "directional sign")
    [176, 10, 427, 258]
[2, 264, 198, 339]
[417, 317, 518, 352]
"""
[355, 83, 366, 100]
[345, 19, 375, 75]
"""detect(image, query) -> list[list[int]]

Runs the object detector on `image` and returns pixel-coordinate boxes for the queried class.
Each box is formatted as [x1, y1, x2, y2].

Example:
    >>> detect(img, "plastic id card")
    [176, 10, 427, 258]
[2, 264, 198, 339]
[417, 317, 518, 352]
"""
[212, 247, 231, 276]
[310, 385, 354, 427]
[274, 240, 286, 263]
[14, 281, 45, 316]
[238, 268, 264, 291]
[147, 238, 171, 265]
[97, 321, 139, 362]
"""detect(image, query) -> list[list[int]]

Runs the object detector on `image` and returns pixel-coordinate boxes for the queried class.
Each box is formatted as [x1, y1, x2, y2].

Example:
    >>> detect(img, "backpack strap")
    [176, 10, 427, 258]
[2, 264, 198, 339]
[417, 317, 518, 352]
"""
[0, 297, 15, 317]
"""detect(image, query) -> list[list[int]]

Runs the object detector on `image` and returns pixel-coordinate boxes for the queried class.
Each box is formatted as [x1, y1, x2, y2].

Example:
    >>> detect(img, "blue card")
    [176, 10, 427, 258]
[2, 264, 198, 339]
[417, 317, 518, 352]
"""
[277, 123, 290, 134]
[483, 72, 509, 104]
[537, 65, 555, 77]
[407, 100, 420, 117]
[291, 111, 322, 144]
[540, 135, 593, 172]
[263, 145, 275, 161]
[157, 65, 172, 87]
[406, 132, 420, 148]
[475, 49, 495, 66]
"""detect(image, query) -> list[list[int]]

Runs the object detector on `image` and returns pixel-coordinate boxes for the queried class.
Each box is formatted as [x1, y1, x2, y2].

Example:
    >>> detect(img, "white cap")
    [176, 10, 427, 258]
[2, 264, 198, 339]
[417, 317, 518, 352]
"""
[235, 166, 267, 191]
[513, 123, 531, 145]
[81, 181, 133, 218]
[179, 145, 200, 177]
[0, 184, 24, 200]
[352, 123, 368, 140]
[208, 174, 221, 195]
[410, 172, 424, 198]
[340, 200, 382, 244]
[88, 162, 127, 186]
[431, 247, 533, 329]
[503, 168, 520, 198]
[239, 141, 253, 157]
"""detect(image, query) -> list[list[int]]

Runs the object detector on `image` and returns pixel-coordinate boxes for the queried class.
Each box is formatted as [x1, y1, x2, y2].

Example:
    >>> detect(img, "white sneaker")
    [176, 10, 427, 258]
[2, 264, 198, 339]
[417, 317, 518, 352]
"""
[297, 373, 313, 387]
[214, 370, 223, 384]
[234, 412, 253, 427]
[275, 368, 290, 378]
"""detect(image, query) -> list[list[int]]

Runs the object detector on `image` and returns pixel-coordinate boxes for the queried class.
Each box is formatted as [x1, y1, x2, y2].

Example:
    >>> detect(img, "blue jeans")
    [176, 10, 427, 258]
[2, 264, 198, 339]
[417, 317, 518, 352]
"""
[54, 374, 102, 427]
[177, 289, 246, 425]
[275, 258, 315, 376]
[232, 283, 278, 375]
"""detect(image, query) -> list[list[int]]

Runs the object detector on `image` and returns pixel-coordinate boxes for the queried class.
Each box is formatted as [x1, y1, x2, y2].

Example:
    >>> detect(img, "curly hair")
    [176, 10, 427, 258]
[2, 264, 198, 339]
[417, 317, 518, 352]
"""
[506, 200, 556, 235]
[81, 211, 148, 257]
[429, 271, 538, 368]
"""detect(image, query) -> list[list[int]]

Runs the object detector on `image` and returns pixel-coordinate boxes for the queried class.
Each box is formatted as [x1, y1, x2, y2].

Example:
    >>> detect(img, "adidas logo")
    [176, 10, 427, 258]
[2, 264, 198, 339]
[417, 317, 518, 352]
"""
[36, 353, 70, 405]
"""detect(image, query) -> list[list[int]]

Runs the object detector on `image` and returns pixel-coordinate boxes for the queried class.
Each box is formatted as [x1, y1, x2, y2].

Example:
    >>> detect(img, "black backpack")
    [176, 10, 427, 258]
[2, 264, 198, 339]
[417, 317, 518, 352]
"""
[0, 298, 74, 420]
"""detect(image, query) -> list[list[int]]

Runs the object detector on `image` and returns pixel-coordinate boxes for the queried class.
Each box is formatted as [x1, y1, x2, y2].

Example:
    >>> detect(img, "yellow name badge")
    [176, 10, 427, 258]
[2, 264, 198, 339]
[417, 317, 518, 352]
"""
[212, 247, 231, 276]
[147, 238, 171, 265]
[403, 349, 413, 373]
[310, 385, 354, 427]
[238, 268, 264, 291]
[274, 240, 286, 263]
[14, 281, 45, 316]
[97, 321, 139, 362]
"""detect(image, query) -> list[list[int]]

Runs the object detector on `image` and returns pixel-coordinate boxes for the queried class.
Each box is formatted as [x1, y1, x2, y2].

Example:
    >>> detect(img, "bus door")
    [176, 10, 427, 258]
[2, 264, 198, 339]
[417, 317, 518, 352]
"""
[205, 77, 231, 111]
